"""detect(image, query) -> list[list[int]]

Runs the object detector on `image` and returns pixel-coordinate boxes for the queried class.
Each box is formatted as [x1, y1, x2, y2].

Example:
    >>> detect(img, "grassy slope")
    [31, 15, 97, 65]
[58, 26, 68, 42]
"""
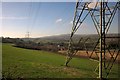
[2, 43, 119, 78]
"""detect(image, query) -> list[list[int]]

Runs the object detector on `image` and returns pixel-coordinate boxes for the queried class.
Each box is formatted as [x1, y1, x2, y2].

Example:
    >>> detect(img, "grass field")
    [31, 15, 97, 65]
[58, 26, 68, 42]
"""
[2, 43, 119, 78]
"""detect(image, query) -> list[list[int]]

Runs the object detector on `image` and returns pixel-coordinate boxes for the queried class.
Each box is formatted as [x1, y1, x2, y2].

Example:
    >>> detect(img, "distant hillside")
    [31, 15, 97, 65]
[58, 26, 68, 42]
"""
[21, 33, 119, 43]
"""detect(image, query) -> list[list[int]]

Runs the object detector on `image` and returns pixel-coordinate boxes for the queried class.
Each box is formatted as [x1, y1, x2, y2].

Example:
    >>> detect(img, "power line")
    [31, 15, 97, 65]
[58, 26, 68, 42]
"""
[25, 2, 33, 38]
[30, 2, 41, 34]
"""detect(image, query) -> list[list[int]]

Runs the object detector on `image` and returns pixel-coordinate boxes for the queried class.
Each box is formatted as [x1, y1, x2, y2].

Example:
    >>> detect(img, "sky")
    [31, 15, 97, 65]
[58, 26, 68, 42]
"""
[1, 2, 119, 38]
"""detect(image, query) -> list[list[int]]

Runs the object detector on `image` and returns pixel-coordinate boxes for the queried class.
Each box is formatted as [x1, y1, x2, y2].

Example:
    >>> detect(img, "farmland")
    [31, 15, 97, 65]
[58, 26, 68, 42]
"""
[2, 43, 119, 79]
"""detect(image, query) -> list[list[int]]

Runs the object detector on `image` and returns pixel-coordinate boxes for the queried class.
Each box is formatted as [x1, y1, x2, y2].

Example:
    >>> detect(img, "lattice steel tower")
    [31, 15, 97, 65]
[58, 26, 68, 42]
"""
[65, 0, 120, 79]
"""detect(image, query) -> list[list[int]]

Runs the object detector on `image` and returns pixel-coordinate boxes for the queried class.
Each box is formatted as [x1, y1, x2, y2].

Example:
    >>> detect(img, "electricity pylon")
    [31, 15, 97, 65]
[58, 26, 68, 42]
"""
[65, 0, 120, 79]
[25, 31, 30, 40]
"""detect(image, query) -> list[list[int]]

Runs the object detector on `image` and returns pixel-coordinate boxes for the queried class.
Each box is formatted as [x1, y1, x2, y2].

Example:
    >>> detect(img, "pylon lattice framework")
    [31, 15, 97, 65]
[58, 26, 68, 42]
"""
[65, 1, 120, 78]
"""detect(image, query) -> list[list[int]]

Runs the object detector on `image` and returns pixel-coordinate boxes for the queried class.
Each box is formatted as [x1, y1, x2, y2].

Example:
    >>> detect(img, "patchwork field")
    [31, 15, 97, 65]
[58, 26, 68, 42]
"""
[2, 43, 119, 79]
[59, 50, 120, 62]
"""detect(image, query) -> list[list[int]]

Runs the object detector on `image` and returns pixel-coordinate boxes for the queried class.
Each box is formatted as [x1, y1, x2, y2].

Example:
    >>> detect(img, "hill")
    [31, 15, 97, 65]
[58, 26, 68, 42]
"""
[22, 33, 119, 43]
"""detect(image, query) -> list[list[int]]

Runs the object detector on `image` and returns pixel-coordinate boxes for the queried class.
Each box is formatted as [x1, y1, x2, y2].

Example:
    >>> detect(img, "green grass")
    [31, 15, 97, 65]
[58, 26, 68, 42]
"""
[2, 43, 119, 78]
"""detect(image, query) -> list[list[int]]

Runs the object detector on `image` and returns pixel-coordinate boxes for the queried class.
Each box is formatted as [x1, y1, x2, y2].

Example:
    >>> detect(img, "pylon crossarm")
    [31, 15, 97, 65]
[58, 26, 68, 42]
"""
[87, 6, 101, 37]
[90, 2, 100, 28]
[105, 2, 118, 34]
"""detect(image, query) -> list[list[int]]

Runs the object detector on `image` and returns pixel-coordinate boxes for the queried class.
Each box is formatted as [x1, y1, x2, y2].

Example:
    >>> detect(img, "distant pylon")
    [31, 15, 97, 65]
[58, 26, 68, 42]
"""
[25, 31, 30, 39]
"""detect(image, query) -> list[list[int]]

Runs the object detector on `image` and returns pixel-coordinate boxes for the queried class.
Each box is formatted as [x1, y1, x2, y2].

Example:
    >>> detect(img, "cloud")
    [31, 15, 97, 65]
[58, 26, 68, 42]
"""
[70, 21, 73, 24]
[56, 18, 62, 23]
[0, 17, 28, 20]
[88, 2, 99, 8]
